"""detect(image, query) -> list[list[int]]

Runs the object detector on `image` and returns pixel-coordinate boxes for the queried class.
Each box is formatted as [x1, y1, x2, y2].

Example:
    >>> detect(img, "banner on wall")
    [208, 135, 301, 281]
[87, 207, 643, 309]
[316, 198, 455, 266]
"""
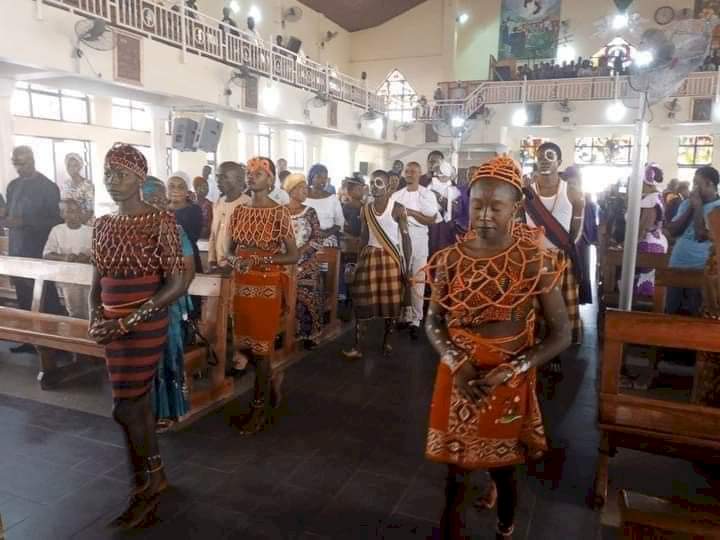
[498, 0, 562, 61]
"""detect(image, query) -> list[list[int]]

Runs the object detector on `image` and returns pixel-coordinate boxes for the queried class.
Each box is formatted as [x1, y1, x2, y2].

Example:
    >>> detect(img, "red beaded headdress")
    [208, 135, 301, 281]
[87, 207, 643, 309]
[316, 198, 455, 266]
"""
[471, 155, 523, 195]
[105, 143, 148, 181]
[247, 157, 274, 178]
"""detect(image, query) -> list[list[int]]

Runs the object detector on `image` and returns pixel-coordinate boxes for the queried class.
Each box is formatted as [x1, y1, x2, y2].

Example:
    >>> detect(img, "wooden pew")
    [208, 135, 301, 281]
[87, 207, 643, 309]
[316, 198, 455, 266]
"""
[594, 309, 720, 508]
[316, 247, 342, 340]
[654, 267, 704, 314]
[0, 256, 234, 427]
[619, 490, 720, 539]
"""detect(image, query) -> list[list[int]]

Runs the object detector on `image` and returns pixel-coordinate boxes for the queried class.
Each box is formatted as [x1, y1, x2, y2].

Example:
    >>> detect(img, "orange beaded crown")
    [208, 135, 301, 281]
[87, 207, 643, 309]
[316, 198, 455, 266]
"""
[470, 155, 523, 194]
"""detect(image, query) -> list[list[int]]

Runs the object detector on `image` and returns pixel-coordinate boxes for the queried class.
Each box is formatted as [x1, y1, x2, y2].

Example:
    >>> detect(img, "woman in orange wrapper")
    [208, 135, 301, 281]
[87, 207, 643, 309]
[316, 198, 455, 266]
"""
[222, 156, 299, 434]
[424, 156, 572, 539]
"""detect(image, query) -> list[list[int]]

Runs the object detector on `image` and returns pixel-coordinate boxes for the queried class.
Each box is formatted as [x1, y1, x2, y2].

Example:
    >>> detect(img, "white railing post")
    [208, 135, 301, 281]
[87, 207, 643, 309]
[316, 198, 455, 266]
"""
[35, 0, 43, 20]
[179, 3, 186, 63]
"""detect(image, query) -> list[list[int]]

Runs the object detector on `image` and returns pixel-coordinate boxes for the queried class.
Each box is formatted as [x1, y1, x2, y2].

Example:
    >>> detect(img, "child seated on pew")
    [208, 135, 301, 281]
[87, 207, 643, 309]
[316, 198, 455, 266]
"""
[43, 199, 92, 319]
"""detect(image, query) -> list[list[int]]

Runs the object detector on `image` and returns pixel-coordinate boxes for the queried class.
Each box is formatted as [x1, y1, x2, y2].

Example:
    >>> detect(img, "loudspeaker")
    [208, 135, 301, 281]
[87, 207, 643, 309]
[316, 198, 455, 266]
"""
[286, 36, 302, 54]
[194, 117, 224, 152]
[172, 118, 199, 151]
[358, 161, 369, 175]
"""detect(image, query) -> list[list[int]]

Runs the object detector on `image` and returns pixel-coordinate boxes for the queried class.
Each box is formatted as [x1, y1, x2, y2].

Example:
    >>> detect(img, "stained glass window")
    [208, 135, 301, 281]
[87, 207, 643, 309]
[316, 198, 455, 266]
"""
[677, 135, 714, 168]
[575, 136, 633, 166]
[376, 69, 417, 123]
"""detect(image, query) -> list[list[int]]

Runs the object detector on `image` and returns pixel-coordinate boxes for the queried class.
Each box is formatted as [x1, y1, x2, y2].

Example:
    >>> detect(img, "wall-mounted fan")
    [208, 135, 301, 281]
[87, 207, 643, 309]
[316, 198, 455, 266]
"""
[73, 17, 115, 58]
[629, 20, 712, 106]
[664, 98, 681, 119]
[223, 67, 253, 96]
[320, 31, 338, 49]
[281, 6, 303, 28]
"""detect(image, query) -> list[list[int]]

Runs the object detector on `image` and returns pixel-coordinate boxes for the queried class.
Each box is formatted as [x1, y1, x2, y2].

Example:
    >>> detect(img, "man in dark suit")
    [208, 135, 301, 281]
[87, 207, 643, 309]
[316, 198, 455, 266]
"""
[4, 146, 63, 353]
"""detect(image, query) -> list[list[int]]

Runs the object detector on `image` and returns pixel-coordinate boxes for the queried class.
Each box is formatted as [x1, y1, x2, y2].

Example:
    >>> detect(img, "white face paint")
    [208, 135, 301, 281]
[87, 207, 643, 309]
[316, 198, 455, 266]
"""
[537, 148, 559, 176]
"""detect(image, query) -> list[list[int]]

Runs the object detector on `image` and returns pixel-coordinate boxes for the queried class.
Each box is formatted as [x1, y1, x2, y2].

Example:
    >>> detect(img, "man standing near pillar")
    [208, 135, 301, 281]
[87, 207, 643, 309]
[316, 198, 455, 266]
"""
[4, 146, 62, 352]
[392, 161, 440, 339]
[523, 142, 585, 349]
[420, 150, 445, 188]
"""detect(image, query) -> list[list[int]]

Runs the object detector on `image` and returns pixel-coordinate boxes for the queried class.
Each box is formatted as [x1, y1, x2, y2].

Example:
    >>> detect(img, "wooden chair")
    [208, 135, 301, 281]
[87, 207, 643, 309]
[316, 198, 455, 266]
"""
[594, 309, 720, 508]
[619, 490, 720, 539]
[0, 256, 234, 427]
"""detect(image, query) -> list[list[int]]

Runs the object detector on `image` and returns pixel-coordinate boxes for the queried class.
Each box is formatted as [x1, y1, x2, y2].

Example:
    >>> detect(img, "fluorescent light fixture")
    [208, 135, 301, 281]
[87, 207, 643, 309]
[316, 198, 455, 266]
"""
[248, 5, 261, 23]
[512, 107, 528, 127]
[371, 117, 384, 135]
[635, 50, 654, 67]
[229, 0, 240, 13]
[606, 100, 627, 122]
[556, 44, 576, 64]
[612, 13, 628, 30]
[263, 84, 279, 112]
[451, 116, 465, 128]
[457, 12, 469, 25]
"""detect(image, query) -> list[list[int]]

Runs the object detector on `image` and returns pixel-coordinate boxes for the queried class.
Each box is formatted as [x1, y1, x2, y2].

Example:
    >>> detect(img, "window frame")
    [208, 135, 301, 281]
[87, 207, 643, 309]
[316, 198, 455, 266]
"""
[286, 131, 305, 171]
[111, 98, 151, 132]
[256, 125, 271, 157]
[376, 69, 417, 123]
[677, 135, 714, 170]
[13, 134, 92, 185]
[574, 136, 634, 166]
[12, 83, 91, 124]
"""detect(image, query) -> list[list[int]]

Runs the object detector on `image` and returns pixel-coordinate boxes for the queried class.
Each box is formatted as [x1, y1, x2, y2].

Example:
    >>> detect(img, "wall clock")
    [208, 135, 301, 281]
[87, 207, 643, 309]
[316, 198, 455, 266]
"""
[654, 6, 675, 26]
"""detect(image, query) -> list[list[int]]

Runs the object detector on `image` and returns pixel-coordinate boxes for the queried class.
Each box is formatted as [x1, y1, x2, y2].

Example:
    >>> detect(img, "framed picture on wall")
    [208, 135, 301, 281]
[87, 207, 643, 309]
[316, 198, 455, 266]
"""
[328, 101, 338, 128]
[692, 98, 713, 122]
[244, 77, 259, 110]
[114, 32, 143, 86]
[425, 123, 438, 143]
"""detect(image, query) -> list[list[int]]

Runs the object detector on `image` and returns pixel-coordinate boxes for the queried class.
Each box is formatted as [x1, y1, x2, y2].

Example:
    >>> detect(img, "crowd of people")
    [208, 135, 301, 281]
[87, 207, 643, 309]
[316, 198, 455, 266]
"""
[7, 137, 720, 538]
[512, 55, 616, 81]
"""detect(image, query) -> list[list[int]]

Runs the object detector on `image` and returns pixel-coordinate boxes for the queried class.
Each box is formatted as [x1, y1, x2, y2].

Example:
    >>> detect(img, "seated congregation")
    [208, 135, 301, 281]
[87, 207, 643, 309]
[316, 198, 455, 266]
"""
[1, 138, 719, 540]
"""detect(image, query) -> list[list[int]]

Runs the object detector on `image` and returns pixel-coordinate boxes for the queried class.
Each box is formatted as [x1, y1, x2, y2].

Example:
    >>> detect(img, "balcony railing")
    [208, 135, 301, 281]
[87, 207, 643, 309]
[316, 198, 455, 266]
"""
[40, 0, 385, 113]
[418, 71, 720, 122]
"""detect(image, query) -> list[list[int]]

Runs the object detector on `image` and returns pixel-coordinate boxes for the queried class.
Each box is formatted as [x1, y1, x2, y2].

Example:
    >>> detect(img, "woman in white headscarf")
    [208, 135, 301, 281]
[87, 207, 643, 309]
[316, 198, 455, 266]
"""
[63, 152, 94, 223]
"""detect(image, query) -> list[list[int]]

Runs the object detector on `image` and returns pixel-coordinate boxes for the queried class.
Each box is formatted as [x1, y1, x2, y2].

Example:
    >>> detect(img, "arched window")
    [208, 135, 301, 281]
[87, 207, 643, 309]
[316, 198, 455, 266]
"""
[376, 69, 417, 123]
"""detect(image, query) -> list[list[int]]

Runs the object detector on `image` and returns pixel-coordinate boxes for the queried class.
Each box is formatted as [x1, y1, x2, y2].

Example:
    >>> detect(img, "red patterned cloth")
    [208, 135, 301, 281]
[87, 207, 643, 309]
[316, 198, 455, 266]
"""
[104, 143, 148, 180]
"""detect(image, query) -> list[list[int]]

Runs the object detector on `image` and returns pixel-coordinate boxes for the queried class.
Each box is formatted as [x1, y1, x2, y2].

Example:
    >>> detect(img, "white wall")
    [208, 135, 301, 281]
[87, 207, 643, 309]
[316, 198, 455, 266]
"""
[349, 0, 453, 100]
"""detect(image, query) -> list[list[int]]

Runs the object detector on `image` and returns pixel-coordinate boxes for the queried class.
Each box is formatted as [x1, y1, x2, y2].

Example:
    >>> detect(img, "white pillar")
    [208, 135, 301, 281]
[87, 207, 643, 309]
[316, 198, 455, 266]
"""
[149, 105, 170, 178]
[0, 78, 16, 197]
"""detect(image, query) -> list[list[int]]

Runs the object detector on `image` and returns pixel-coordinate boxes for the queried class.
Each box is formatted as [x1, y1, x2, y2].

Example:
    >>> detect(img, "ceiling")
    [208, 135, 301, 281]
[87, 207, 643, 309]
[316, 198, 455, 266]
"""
[297, 0, 427, 32]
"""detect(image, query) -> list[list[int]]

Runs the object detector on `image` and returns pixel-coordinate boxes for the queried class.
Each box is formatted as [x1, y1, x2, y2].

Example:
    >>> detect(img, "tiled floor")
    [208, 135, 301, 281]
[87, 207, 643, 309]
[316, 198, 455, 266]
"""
[0, 308, 713, 539]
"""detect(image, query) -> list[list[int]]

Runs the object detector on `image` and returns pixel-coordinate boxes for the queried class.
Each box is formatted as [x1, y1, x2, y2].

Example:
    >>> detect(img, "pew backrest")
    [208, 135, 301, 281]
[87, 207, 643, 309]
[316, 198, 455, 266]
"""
[601, 309, 720, 446]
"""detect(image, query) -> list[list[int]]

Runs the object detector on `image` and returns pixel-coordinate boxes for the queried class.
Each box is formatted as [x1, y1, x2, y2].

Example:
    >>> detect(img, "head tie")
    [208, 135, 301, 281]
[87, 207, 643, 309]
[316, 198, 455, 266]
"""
[283, 173, 307, 193]
[105, 143, 148, 181]
[470, 155, 523, 194]
[247, 157, 273, 178]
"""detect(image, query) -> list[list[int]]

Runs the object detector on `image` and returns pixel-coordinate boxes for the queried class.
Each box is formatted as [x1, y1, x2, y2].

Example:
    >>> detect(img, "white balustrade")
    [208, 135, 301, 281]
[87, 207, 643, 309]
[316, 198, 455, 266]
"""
[45, 0, 111, 20]
[39, 0, 385, 113]
[421, 72, 719, 123]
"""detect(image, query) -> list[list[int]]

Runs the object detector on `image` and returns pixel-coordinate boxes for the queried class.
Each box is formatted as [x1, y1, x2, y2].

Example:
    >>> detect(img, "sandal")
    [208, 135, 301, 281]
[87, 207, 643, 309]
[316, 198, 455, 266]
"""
[110, 456, 164, 529]
[496, 522, 514, 539]
[237, 399, 271, 436]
